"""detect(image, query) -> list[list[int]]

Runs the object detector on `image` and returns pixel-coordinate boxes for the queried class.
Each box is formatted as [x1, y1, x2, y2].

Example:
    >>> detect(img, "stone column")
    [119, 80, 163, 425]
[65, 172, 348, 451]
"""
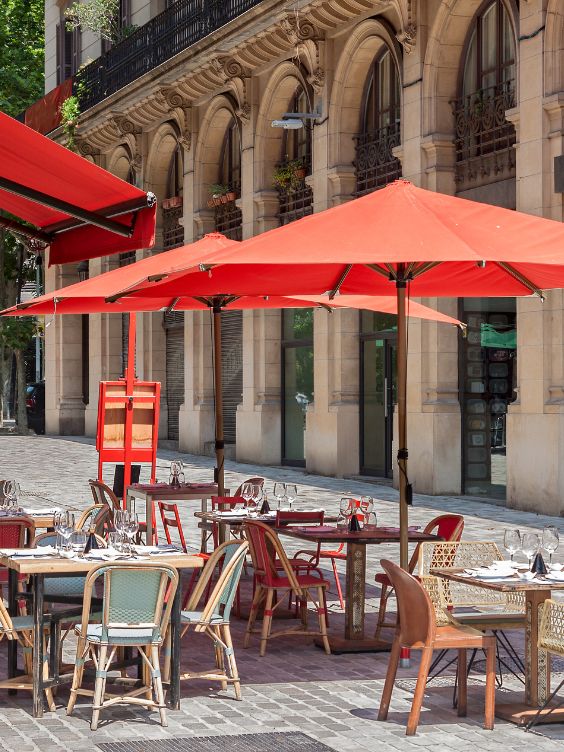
[44, 262, 85, 435]
[306, 308, 360, 476]
[179, 310, 215, 454]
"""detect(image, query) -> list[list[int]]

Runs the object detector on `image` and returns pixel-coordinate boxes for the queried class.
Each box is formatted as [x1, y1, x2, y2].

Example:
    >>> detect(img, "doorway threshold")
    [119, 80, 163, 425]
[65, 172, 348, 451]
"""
[344, 474, 394, 488]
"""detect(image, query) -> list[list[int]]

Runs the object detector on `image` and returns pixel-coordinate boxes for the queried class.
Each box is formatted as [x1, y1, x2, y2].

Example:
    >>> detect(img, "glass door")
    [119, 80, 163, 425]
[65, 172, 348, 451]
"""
[282, 310, 313, 466]
[360, 313, 397, 477]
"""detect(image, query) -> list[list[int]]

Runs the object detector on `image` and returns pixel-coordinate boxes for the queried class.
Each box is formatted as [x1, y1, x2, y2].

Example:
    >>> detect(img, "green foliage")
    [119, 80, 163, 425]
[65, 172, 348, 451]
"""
[0, 0, 44, 117]
[273, 159, 306, 191]
[208, 184, 230, 197]
[60, 95, 81, 151]
[0, 317, 38, 352]
[66, 0, 137, 44]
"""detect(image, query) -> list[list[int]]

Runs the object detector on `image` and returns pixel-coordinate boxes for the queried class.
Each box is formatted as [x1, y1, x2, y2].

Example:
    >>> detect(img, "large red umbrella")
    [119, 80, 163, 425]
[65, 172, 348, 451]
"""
[0, 112, 156, 264]
[3, 233, 463, 494]
[61, 180, 564, 569]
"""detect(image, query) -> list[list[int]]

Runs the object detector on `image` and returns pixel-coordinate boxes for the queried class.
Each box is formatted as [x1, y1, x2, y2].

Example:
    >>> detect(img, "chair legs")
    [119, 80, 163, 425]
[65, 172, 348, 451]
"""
[222, 624, 241, 701]
[378, 635, 401, 721]
[406, 647, 434, 736]
[484, 639, 495, 730]
[259, 589, 274, 657]
[330, 558, 345, 610]
[457, 649, 467, 717]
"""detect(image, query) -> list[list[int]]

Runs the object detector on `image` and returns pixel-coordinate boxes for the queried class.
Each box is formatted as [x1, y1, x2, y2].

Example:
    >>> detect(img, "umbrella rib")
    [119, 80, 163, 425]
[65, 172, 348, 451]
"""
[496, 262, 545, 299]
[411, 261, 442, 278]
[165, 297, 180, 314]
[328, 264, 353, 299]
[366, 264, 391, 278]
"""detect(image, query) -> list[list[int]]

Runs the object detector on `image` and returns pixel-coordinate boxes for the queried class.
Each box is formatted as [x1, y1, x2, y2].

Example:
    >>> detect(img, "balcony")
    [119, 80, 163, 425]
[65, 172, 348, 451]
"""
[354, 122, 401, 196]
[452, 81, 516, 191]
[76, 0, 265, 112]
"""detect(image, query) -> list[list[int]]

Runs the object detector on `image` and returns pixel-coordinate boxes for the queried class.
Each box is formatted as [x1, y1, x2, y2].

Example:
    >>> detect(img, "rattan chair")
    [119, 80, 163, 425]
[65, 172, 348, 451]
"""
[243, 519, 330, 656]
[76, 504, 111, 536]
[525, 599, 564, 730]
[168, 540, 248, 699]
[67, 561, 178, 730]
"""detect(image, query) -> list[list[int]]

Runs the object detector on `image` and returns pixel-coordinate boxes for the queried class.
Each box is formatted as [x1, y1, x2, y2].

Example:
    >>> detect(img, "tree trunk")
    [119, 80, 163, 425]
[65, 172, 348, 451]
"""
[14, 349, 28, 431]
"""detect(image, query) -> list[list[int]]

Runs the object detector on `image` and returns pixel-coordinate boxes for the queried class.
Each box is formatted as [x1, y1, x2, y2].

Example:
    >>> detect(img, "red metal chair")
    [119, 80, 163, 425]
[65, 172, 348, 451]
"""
[374, 513, 464, 640]
[243, 519, 330, 656]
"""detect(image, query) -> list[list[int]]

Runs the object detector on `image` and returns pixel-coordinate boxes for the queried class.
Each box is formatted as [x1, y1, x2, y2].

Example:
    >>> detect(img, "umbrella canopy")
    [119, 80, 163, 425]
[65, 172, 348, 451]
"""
[2, 231, 463, 496]
[0, 112, 156, 265]
[81, 180, 564, 569]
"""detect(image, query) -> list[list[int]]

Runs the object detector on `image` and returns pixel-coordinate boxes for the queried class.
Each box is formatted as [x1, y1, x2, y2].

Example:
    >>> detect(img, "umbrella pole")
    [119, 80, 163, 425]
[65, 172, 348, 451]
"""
[396, 280, 409, 570]
[212, 303, 225, 496]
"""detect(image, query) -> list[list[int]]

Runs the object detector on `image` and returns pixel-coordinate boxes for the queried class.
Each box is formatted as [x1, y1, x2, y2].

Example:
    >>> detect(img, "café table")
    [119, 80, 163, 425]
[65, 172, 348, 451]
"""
[1, 548, 203, 718]
[278, 526, 440, 653]
[126, 482, 222, 548]
[432, 567, 564, 726]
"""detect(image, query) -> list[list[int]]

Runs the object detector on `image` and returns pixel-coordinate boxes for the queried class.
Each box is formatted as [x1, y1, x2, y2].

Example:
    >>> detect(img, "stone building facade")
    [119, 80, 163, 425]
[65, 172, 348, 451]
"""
[41, 0, 564, 514]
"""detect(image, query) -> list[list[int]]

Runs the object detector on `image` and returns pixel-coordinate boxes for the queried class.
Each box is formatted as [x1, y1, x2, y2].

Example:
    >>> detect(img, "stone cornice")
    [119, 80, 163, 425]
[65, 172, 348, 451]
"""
[76, 0, 386, 151]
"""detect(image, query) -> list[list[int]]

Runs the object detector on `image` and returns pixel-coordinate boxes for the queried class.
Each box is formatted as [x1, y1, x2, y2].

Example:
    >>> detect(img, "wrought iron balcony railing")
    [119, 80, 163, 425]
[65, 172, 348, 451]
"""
[451, 81, 516, 188]
[354, 122, 401, 196]
[76, 0, 265, 112]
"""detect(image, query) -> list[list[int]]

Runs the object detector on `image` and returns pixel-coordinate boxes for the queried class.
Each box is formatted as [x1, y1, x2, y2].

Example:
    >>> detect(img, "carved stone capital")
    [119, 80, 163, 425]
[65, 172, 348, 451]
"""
[397, 23, 417, 54]
[279, 14, 319, 45]
[155, 85, 189, 111]
[75, 138, 99, 159]
[211, 56, 250, 83]
[109, 111, 139, 137]
[178, 132, 192, 151]
[307, 66, 325, 94]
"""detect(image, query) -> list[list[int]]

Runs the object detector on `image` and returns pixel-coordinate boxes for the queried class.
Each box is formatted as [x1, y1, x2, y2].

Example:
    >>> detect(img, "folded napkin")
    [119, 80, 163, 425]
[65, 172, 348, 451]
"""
[22, 508, 61, 516]
[10, 545, 57, 558]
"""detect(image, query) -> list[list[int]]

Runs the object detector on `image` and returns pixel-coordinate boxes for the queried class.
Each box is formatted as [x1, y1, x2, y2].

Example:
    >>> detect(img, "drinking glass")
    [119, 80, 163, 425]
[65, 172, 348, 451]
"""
[285, 484, 297, 511]
[240, 483, 253, 513]
[70, 531, 87, 556]
[59, 511, 75, 552]
[273, 482, 286, 510]
[521, 532, 540, 568]
[245, 491, 258, 518]
[124, 512, 139, 552]
[542, 526, 560, 565]
[338, 497, 352, 529]
[503, 528, 521, 562]
[108, 532, 123, 552]
[251, 484, 263, 515]
[360, 496, 374, 525]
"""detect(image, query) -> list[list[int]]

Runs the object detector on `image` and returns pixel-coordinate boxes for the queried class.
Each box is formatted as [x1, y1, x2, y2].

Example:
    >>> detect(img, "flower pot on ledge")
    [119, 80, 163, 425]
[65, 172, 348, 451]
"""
[162, 196, 182, 210]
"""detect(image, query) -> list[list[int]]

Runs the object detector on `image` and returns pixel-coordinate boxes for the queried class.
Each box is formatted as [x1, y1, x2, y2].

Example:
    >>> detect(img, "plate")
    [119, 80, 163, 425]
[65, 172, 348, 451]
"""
[544, 573, 564, 582]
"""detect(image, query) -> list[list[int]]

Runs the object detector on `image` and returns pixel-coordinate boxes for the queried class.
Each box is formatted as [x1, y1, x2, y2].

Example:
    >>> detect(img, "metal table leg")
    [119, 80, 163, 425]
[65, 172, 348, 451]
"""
[32, 573, 45, 718]
[167, 583, 181, 710]
[7, 568, 18, 689]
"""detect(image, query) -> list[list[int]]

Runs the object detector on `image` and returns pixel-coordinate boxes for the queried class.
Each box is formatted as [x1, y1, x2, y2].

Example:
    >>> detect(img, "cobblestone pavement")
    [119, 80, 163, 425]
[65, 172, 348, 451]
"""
[1, 434, 564, 752]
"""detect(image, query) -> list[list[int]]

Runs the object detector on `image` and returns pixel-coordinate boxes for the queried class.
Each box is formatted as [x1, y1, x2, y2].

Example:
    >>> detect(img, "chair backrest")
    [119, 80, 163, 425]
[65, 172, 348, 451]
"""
[211, 496, 245, 511]
[34, 532, 89, 597]
[539, 599, 564, 656]
[77, 504, 111, 536]
[243, 519, 300, 590]
[381, 559, 435, 647]
[81, 562, 178, 644]
[234, 477, 264, 498]
[408, 513, 464, 572]
[275, 510, 324, 526]
[158, 502, 187, 552]
[89, 479, 121, 511]
[188, 541, 248, 629]
[0, 517, 35, 548]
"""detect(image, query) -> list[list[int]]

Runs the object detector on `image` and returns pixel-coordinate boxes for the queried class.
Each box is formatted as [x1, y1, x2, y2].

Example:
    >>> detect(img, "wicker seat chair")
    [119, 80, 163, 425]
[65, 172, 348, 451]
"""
[525, 599, 564, 730]
[67, 561, 178, 730]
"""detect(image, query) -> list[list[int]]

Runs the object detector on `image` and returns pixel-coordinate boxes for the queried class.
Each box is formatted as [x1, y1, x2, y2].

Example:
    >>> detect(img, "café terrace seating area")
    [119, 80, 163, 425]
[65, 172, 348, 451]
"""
[0, 444, 562, 747]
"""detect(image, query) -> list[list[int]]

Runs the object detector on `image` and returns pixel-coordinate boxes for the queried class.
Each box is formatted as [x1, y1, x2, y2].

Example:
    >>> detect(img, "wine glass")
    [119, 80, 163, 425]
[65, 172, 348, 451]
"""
[2, 480, 17, 513]
[245, 487, 258, 518]
[273, 482, 286, 510]
[114, 510, 127, 547]
[124, 512, 139, 552]
[339, 497, 352, 529]
[59, 511, 75, 552]
[252, 484, 263, 514]
[70, 531, 87, 556]
[285, 484, 297, 511]
[503, 528, 521, 562]
[521, 532, 540, 568]
[240, 483, 253, 514]
[542, 526, 559, 566]
[360, 496, 374, 523]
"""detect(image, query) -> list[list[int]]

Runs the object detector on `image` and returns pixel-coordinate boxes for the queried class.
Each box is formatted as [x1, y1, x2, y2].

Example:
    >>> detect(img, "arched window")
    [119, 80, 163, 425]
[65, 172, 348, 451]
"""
[277, 83, 314, 225]
[454, 0, 517, 189]
[355, 48, 401, 195]
[162, 142, 184, 251]
[214, 116, 242, 240]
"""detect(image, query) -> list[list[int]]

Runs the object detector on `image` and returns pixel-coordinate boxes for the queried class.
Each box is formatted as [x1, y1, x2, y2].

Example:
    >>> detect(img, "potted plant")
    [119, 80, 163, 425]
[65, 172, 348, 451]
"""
[272, 159, 307, 191]
[162, 196, 183, 210]
[207, 184, 230, 207]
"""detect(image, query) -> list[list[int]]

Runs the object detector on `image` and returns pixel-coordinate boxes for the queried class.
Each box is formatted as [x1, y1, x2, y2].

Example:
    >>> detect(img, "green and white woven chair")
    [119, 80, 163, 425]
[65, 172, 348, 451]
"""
[67, 561, 178, 730]
[165, 540, 248, 700]
[525, 599, 564, 730]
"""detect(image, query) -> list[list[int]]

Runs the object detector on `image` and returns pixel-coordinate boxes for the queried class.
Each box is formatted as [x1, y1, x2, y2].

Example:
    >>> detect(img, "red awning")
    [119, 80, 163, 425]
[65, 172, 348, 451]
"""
[0, 111, 156, 265]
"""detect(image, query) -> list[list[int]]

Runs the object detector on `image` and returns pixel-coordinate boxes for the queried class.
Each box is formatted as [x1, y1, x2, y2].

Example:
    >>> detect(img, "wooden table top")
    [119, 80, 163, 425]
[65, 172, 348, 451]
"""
[127, 483, 219, 499]
[278, 526, 441, 545]
[432, 567, 564, 592]
[0, 549, 204, 575]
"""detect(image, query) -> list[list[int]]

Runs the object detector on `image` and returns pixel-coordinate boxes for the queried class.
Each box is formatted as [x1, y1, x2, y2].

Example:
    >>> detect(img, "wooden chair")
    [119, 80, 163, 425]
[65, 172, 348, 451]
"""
[172, 540, 248, 700]
[374, 513, 464, 639]
[377, 559, 495, 736]
[67, 561, 178, 730]
[243, 519, 330, 656]
[234, 477, 264, 497]
[90, 478, 158, 544]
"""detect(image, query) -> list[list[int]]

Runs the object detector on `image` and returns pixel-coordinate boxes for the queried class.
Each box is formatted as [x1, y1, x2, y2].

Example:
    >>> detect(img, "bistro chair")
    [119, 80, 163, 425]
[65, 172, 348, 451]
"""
[167, 540, 248, 700]
[77, 504, 111, 537]
[90, 478, 157, 543]
[67, 561, 178, 730]
[377, 559, 495, 736]
[234, 477, 264, 497]
[525, 599, 564, 731]
[0, 594, 55, 710]
[374, 513, 464, 639]
[0, 516, 36, 597]
[243, 520, 330, 656]
[418, 541, 526, 693]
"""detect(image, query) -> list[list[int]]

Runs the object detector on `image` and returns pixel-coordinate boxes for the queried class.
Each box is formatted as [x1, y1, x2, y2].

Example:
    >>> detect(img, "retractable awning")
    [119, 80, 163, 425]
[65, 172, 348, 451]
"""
[0, 111, 156, 265]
